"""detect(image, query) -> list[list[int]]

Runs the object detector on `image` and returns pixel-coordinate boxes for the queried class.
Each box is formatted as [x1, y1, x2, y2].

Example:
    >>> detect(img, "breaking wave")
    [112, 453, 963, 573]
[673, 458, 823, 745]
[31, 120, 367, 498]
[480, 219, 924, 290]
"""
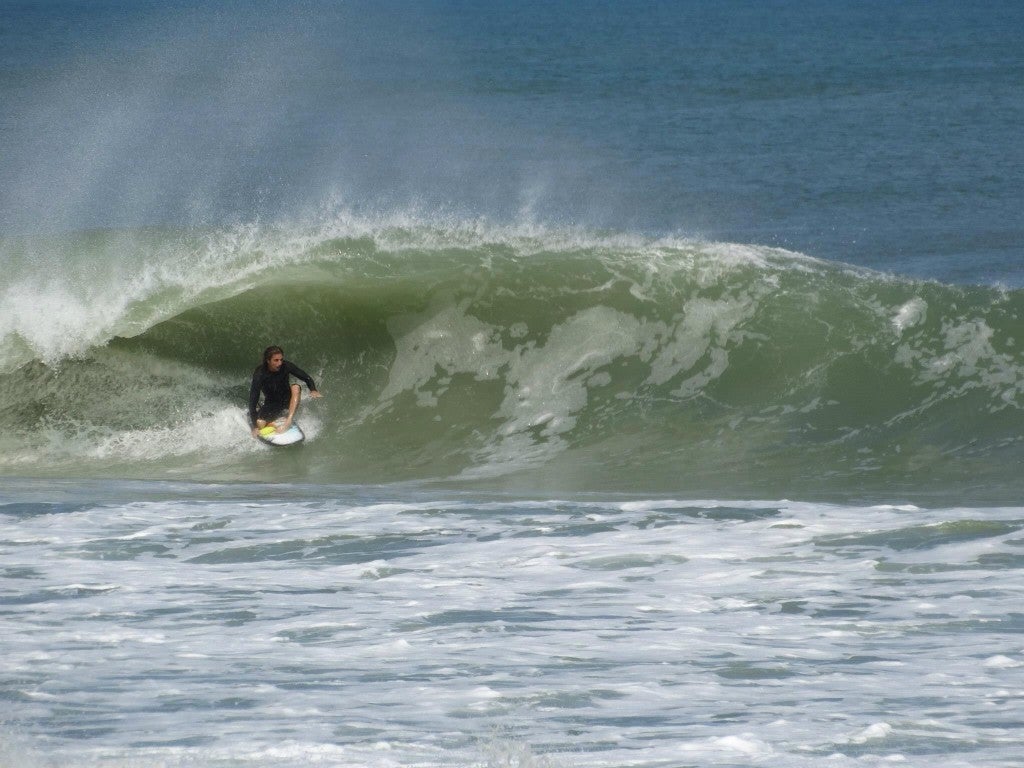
[3, 211, 1023, 500]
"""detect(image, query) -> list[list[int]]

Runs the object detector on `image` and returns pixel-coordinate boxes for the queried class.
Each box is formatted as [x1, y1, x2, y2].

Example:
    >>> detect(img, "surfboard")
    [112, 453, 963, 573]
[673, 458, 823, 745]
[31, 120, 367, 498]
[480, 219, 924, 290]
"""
[256, 419, 305, 446]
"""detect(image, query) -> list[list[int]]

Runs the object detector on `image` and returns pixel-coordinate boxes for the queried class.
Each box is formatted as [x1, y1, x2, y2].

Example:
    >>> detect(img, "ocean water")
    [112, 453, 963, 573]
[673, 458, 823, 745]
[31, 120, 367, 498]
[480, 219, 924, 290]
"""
[2, 1, 1024, 766]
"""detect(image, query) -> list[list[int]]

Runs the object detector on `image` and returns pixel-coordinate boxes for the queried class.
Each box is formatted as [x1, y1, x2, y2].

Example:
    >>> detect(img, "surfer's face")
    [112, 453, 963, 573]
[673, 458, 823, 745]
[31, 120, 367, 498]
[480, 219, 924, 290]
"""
[268, 354, 284, 372]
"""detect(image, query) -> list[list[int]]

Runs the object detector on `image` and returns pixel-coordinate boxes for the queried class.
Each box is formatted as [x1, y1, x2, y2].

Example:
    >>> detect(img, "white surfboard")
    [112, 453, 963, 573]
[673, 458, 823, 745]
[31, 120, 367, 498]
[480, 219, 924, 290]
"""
[256, 419, 305, 446]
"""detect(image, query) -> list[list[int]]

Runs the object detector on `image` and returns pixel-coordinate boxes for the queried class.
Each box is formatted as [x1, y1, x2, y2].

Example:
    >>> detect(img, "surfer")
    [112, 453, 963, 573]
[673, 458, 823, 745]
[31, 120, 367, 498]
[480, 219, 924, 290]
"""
[249, 346, 322, 437]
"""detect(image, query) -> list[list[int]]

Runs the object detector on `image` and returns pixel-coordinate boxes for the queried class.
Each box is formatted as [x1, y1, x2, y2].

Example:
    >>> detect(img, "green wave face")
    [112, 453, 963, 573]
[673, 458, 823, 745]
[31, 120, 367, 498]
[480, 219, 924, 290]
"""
[3, 218, 1023, 500]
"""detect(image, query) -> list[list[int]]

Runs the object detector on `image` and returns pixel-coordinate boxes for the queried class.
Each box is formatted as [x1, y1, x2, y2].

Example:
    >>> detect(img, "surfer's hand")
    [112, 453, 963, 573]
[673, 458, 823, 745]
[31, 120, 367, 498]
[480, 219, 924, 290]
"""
[251, 427, 260, 438]
[310, 390, 323, 399]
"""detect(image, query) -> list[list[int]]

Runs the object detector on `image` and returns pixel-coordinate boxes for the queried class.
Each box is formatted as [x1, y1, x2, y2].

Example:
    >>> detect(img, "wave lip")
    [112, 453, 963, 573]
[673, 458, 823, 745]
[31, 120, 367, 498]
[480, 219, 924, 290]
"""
[0, 211, 811, 368]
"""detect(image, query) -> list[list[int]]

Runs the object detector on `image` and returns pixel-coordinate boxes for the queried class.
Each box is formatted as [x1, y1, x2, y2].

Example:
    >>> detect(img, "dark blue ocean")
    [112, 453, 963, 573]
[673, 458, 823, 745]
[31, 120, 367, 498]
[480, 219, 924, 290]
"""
[3, 2, 1024, 766]
[3, 1, 1022, 283]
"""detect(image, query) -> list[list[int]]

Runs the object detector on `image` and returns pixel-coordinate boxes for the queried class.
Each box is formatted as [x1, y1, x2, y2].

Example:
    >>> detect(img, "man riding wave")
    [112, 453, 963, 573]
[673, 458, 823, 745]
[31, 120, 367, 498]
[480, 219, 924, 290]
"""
[248, 345, 322, 438]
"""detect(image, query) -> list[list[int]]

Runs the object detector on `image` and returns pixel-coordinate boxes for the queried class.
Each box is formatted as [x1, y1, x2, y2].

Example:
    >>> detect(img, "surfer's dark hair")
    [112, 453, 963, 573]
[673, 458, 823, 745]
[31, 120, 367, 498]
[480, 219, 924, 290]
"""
[261, 345, 284, 368]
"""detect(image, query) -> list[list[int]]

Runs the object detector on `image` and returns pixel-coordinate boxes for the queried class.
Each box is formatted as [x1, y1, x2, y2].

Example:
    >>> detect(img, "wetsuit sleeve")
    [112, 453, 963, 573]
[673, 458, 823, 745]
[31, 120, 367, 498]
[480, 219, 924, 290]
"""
[248, 370, 263, 427]
[284, 361, 318, 392]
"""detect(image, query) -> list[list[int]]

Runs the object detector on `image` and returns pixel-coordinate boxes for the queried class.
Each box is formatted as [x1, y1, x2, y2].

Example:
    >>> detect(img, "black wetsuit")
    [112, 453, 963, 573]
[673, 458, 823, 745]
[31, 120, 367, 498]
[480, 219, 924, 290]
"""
[248, 361, 318, 427]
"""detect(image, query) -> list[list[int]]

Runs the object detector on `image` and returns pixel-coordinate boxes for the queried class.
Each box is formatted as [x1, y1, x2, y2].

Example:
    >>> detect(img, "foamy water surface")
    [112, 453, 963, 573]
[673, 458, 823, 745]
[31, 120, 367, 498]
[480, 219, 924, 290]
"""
[3, 480, 1023, 767]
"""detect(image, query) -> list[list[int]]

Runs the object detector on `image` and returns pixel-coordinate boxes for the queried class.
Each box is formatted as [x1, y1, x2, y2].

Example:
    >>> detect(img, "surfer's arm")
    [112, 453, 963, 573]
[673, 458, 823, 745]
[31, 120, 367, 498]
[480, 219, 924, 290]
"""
[248, 371, 262, 428]
[285, 361, 321, 395]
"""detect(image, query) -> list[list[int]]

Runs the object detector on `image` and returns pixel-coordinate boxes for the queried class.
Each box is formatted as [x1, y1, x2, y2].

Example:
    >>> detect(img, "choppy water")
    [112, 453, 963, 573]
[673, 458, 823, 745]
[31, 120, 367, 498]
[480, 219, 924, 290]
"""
[2, 1, 1023, 766]
[4, 479, 1024, 767]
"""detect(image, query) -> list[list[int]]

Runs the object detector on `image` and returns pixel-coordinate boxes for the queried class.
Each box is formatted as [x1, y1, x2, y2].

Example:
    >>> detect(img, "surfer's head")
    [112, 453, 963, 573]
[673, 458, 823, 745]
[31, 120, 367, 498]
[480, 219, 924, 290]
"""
[262, 345, 285, 372]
